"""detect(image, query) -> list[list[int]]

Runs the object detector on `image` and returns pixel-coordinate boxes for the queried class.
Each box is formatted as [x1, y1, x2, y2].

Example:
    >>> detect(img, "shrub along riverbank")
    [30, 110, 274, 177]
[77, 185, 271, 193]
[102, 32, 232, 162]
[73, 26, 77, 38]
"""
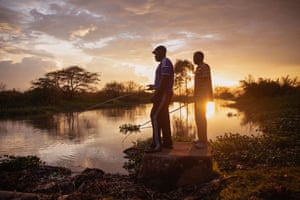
[208, 94, 300, 199]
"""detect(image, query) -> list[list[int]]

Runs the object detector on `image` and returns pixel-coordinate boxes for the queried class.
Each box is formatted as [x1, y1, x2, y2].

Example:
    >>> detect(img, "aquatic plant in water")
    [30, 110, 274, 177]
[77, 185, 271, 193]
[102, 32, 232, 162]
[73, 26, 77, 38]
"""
[119, 123, 141, 133]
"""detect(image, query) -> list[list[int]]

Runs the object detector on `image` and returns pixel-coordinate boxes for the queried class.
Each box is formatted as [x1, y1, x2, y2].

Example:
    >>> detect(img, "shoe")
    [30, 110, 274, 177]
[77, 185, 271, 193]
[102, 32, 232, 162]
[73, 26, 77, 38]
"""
[195, 142, 206, 149]
[144, 145, 162, 153]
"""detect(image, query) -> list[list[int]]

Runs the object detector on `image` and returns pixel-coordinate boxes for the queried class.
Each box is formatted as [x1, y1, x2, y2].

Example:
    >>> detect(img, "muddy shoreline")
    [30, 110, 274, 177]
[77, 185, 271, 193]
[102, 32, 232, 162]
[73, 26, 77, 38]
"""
[0, 157, 224, 200]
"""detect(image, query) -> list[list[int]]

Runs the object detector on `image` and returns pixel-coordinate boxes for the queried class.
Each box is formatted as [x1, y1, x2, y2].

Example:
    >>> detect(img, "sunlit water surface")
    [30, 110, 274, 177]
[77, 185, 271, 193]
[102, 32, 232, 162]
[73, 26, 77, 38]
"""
[0, 100, 262, 174]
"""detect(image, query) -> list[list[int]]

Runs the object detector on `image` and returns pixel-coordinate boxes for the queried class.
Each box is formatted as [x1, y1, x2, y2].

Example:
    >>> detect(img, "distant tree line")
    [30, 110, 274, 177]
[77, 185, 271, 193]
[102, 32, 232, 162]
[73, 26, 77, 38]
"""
[0, 66, 152, 109]
[238, 75, 300, 98]
[0, 60, 198, 109]
[1, 63, 299, 110]
[213, 75, 300, 100]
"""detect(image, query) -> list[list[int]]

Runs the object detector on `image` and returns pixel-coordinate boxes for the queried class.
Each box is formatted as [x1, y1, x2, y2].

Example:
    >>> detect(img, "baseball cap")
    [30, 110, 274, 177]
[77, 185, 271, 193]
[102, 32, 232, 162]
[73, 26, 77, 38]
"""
[152, 45, 166, 54]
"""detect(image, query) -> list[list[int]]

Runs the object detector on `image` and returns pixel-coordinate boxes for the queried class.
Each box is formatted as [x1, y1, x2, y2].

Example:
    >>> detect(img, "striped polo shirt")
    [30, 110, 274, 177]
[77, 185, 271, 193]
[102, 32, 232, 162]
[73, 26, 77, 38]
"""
[154, 57, 174, 93]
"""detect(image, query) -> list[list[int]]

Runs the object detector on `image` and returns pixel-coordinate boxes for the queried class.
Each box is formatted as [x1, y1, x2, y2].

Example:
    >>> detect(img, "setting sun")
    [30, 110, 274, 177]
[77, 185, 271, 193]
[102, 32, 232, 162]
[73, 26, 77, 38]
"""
[206, 101, 215, 118]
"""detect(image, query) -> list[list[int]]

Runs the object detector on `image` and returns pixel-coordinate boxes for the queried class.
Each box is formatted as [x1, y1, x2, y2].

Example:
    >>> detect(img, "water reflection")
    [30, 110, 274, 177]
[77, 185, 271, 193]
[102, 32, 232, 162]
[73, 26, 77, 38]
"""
[0, 100, 262, 174]
[172, 115, 196, 140]
[206, 101, 215, 118]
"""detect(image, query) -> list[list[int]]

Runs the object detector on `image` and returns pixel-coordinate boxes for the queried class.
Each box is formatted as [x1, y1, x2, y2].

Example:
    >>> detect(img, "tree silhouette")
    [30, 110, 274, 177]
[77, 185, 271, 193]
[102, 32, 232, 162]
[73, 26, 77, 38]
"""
[239, 75, 299, 98]
[31, 71, 60, 89]
[103, 81, 126, 97]
[174, 59, 194, 96]
[174, 60, 194, 132]
[59, 66, 100, 98]
[31, 66, 100, 99]
[124, 81, 141, 93]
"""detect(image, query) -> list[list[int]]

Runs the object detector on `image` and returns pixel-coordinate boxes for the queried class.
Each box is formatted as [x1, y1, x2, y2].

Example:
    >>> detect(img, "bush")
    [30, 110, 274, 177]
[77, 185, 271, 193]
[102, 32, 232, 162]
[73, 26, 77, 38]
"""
[210, 133, 298, 171]
[239, 75, 299, 98]
[0, 155, 44, 171]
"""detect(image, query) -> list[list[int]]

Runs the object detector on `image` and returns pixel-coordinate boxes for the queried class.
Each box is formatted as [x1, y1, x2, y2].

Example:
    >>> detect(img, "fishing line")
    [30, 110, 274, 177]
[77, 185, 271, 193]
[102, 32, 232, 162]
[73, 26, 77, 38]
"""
[59, 92, 141, 128]
[78, 85, 151, 116]
[78, 93, 135, 115]
[119, 103, 188, 133]
[139, 103, 187, 128]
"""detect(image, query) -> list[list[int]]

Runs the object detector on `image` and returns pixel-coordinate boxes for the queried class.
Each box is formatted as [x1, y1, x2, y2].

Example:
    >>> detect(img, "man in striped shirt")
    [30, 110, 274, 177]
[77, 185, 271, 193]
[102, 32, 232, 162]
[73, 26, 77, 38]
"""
[146, 45, 174, 153]
[193, 51, 213, 149]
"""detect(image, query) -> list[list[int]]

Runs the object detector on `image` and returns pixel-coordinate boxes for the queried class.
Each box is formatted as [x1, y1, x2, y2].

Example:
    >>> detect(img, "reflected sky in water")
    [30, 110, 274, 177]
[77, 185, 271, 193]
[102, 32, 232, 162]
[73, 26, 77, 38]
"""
[0, 100, 262, 174]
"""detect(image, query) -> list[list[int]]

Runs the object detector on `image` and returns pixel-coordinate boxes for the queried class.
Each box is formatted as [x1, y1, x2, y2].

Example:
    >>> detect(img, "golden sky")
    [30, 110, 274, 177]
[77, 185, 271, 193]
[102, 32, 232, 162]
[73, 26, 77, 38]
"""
[0, 0, 300, 91]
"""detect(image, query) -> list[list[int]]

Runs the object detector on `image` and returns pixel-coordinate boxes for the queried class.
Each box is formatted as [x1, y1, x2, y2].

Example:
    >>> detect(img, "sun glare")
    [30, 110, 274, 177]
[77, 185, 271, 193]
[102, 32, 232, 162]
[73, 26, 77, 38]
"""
[213, 76, 238, 87]
[206, 101, 215, 118]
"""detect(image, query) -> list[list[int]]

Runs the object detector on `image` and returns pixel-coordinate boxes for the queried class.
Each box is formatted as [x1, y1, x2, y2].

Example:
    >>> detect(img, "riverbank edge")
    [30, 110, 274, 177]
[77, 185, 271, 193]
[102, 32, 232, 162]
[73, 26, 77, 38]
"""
[1, 154, 299, 200]
[0, 155, 226, 200]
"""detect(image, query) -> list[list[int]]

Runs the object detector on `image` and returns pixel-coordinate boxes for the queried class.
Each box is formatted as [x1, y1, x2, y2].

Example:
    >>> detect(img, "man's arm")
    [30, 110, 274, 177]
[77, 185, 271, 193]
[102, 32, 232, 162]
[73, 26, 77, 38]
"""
[151, 74, 170, 103]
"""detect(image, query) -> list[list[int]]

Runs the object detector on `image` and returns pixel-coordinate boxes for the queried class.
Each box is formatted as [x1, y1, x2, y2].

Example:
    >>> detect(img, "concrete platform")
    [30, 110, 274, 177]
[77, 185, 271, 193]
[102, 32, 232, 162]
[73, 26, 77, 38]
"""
[138, 142, 213, 191]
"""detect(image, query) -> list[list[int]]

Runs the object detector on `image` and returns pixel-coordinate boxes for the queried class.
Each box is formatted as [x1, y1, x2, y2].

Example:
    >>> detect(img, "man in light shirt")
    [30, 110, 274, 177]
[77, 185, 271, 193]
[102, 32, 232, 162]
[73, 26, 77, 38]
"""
[193, 51, 213, 149]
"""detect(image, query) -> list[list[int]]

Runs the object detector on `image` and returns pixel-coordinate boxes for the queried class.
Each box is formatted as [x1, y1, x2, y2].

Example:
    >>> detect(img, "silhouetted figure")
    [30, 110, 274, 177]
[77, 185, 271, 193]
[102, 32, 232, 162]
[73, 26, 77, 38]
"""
[193, 51, 213, 148]
[146, 45, 174, 153]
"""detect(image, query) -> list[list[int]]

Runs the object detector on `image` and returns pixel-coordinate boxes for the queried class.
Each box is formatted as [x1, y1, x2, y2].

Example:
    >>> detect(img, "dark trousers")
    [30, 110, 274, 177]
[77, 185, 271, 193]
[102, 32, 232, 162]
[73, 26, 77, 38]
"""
[194, 100, 207, 144]
[150, 92, 173, 147]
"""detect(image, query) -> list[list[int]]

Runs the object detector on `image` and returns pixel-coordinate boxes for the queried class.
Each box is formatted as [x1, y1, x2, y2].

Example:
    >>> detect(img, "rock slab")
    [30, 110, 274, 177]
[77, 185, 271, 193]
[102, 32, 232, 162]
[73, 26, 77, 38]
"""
[138, 142, 213, 191]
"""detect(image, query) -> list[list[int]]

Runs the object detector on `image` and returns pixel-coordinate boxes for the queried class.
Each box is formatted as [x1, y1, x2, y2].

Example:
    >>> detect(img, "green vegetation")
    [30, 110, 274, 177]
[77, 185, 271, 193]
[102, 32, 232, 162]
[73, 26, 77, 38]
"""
[119, 123, 141, 133]
[239, 75, 299, 98]
[210, 133, 298, 171]
[219, 167, 300, 200]
[123, 138, 152, 176]
[209, 76, 300, 199]
[0, 155, 44, 171]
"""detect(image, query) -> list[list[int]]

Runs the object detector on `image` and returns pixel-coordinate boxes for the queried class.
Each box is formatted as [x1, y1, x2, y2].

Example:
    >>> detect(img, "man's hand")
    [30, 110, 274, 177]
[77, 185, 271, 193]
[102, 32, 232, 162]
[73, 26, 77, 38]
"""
[146, 84, 155, 90]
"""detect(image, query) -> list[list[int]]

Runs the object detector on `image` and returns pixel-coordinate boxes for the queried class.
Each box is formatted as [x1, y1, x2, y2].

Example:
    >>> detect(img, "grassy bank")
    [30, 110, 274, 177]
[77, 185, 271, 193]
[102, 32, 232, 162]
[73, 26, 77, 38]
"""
[207, 94, 300, 199]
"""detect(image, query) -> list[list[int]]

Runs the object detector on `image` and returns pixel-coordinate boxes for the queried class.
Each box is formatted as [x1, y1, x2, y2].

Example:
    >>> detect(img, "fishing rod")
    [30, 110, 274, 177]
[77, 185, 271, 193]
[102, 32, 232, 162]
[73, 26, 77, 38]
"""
[77, 84, 153, 115]
[139, 103, 187, 128]
[119, 103, 188, 133]
[50, 93, 136, 127]
[77, 93, 136, 116]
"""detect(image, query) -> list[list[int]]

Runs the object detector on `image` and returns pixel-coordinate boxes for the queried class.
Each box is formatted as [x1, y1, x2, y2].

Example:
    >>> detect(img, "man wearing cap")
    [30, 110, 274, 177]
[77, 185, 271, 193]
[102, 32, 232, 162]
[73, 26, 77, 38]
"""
[146, 45, 174, 153]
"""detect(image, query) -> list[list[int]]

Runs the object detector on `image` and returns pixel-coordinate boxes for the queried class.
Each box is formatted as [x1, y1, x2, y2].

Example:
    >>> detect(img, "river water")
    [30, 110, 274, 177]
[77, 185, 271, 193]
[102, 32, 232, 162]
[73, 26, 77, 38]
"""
[0, 100, 261, 174]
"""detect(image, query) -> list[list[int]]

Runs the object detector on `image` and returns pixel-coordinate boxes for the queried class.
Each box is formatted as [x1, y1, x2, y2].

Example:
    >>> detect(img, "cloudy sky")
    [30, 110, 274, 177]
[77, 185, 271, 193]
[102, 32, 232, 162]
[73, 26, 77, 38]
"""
[0, 0, 299, 91]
